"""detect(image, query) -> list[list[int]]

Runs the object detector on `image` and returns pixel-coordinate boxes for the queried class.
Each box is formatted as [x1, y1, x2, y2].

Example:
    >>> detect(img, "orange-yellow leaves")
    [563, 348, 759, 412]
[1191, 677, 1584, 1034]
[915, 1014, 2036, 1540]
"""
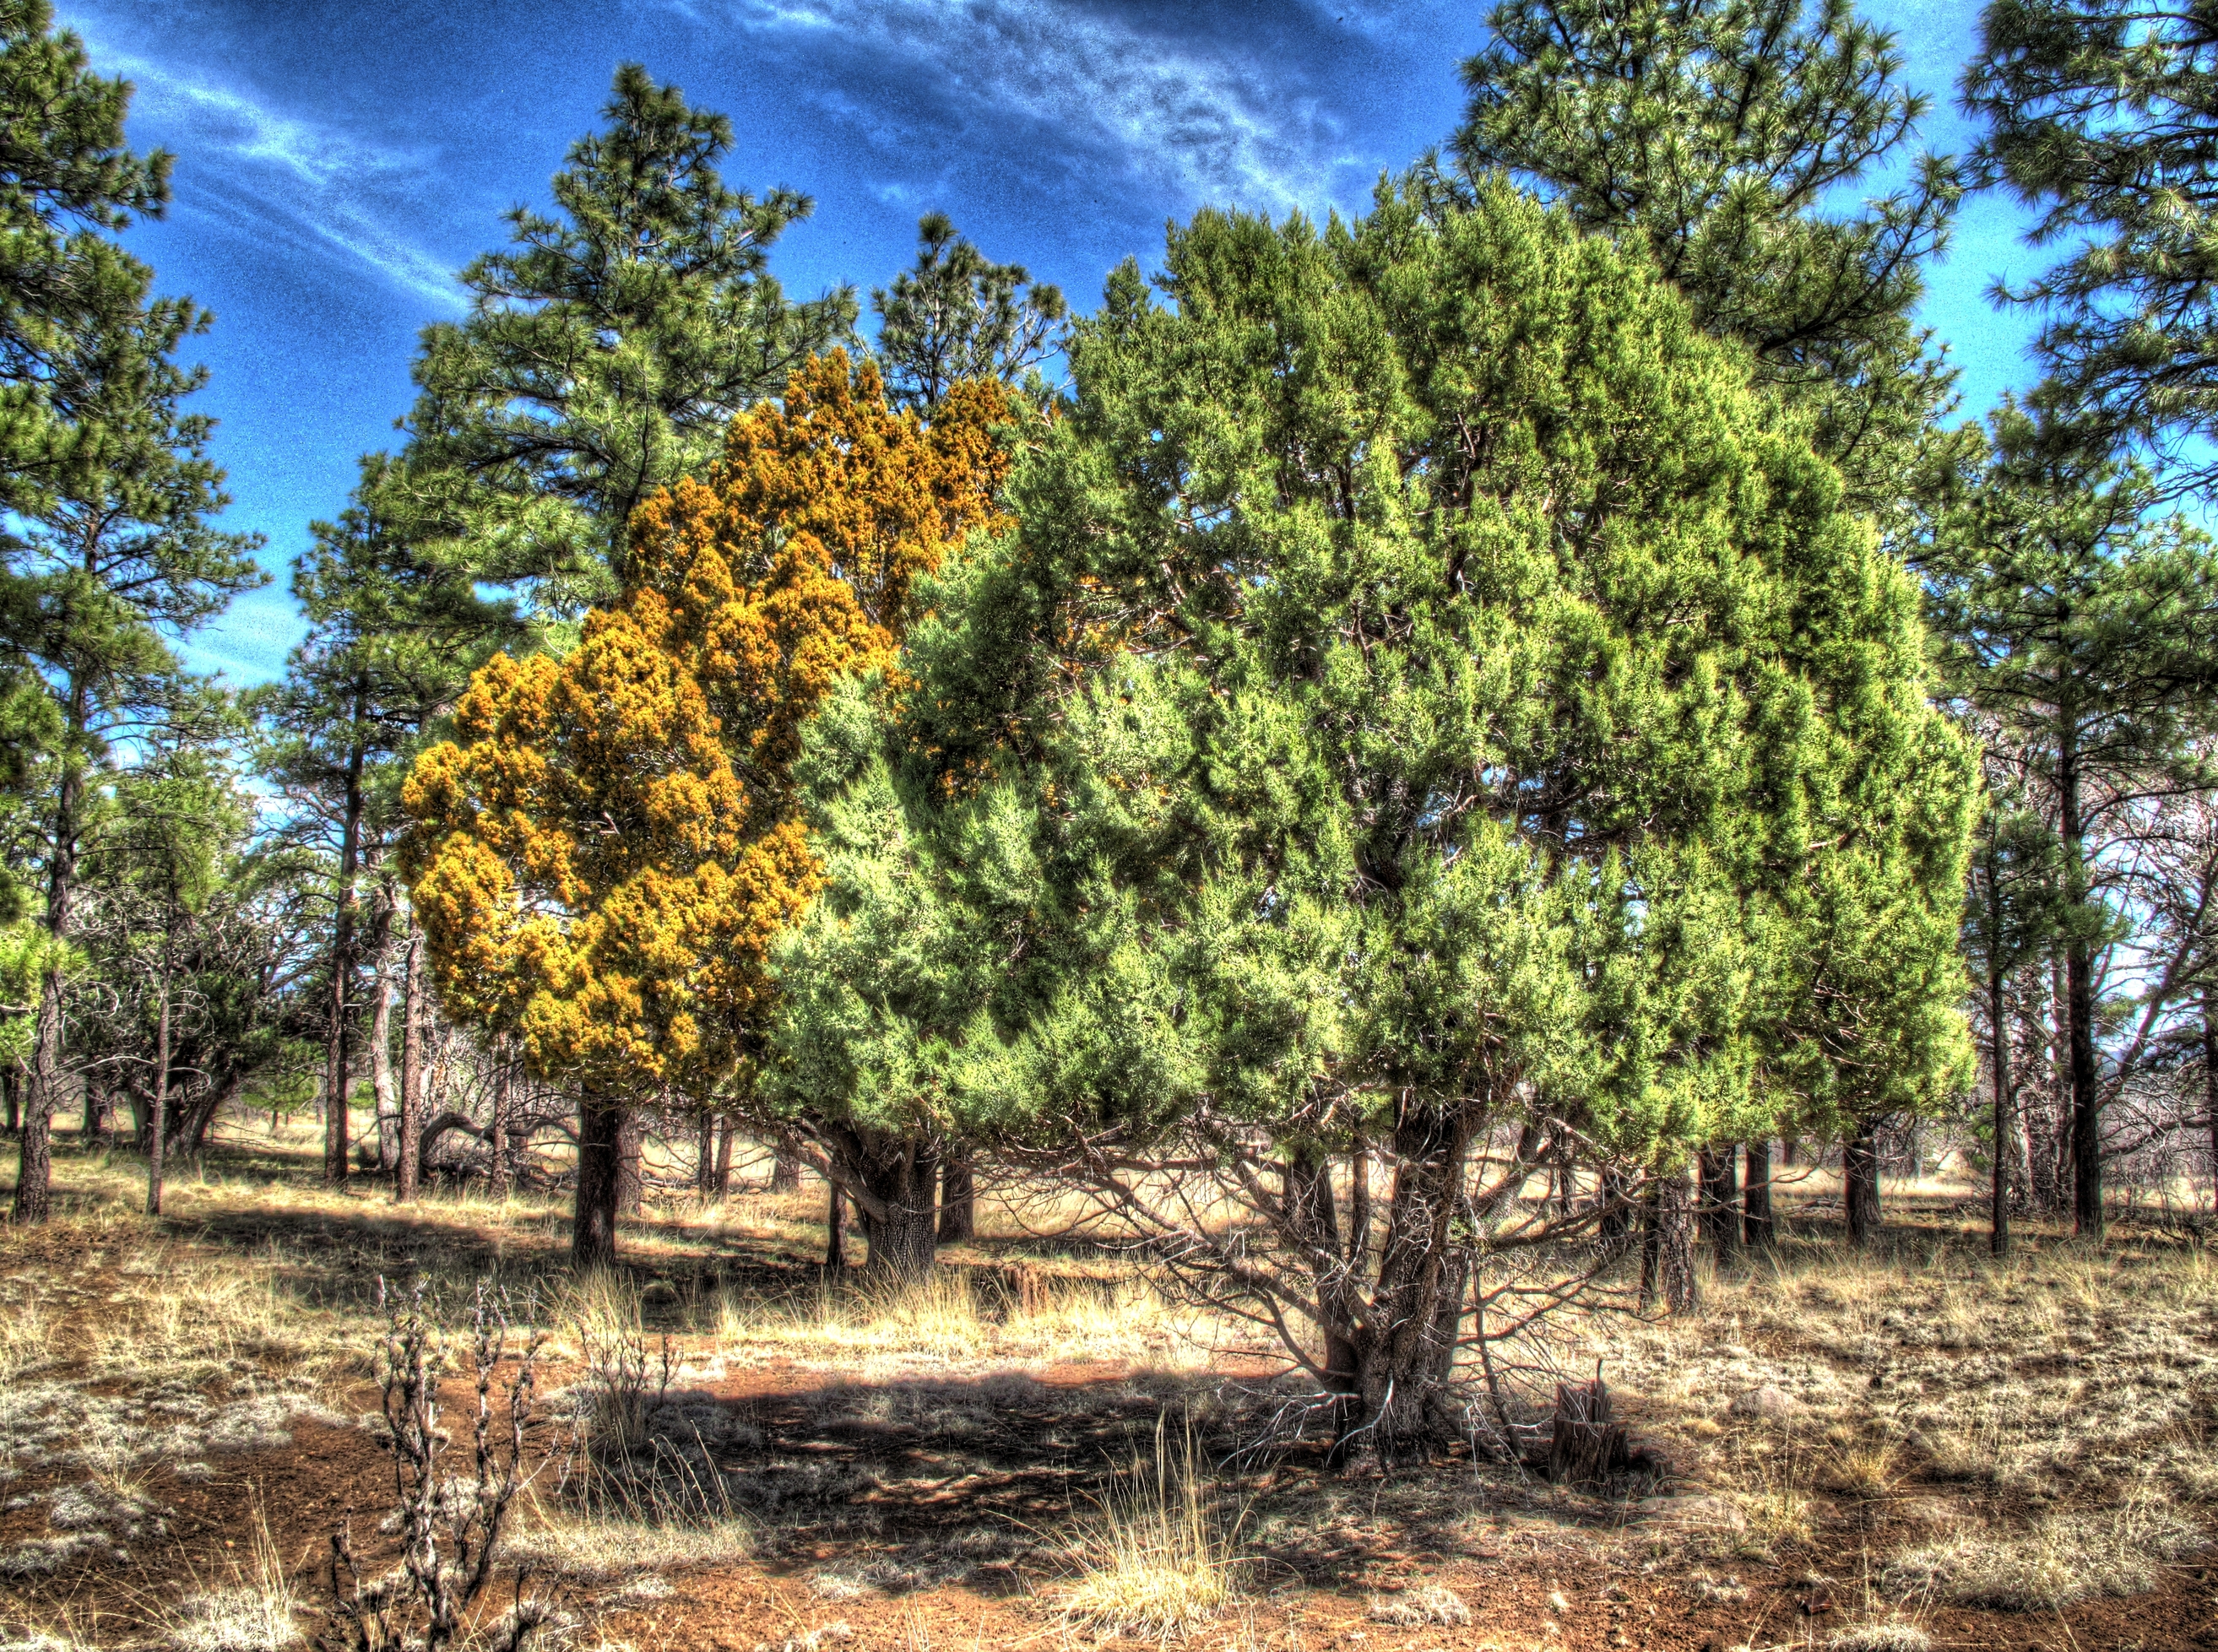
[402, 354, 1013, 1093]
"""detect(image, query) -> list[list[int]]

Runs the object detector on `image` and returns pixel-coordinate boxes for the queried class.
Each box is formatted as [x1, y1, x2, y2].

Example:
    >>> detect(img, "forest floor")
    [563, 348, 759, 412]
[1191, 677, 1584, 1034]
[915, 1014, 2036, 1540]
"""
[3, 1127, 2216, 1652]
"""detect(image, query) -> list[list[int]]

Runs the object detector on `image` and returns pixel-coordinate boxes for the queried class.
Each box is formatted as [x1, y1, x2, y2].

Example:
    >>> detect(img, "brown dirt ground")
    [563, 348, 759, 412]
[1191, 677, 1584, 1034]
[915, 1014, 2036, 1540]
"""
[3, 1169, 2214, 1651]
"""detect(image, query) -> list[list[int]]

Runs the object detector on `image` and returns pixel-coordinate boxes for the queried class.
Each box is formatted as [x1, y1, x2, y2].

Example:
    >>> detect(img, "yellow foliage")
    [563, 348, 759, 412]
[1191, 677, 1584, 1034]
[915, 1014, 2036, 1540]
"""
[402, 354, 1012, 1091]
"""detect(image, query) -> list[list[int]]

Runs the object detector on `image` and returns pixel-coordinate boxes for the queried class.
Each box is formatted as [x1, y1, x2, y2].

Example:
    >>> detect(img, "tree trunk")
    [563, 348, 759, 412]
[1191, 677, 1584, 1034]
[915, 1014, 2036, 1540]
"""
[1328, 1103, 1475, 1471]
[1597, 1167, 1632, 1243]
[148, 932, 171, 1218]
[323, 689, 370, 1188]
[1699, 1146, 1740, 1257]
[17, 679, 88, 1225]
[574, 1090, 622, 1267]
[938, 1150, 975, 1242]
[1742, 1140, 1773, 1248]
[395, 929, 425, 1205]
[770, 1144, 800, 1194]
[853, 1138, 939, 1283]
[1992, 962, 2013, 1259]
[3, 1067, 17, 1135]
[488, 1044, 513, 1200]
[714, 1115, 735, 1197]
[1640, 1167, 1698, 1314]
[825, 1181, 847, 1270]
[367, 886, 398, 1174]
[1845, 1124, 1882, 1247]
[615, 1108, 643, 1216]
[2058, 734, 2104, 1241]
[696, 1110, 715, 1196]
[2205, 991, 2217, 1216]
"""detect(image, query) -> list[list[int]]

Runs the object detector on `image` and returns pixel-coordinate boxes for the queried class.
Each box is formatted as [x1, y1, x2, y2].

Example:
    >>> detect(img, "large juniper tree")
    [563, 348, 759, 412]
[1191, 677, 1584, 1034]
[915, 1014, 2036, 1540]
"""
[777, 182, 1975, 1458]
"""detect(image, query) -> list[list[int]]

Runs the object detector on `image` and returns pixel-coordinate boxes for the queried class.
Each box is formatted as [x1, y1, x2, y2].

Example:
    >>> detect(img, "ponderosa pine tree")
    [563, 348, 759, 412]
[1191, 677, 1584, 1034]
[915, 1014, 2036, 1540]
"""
[1925, 404, 2218, 1239]
[1449, 0, 1959, 527]
[871, 214, 1065, 413]
[4, 290, 262, 1222]
[0, 0, 171, 514]
[377, 64, 855, 621]
[779, 181, 1973, 1459]
[403, 355, 1011, 1266]
[1963, 0, 2218, 489]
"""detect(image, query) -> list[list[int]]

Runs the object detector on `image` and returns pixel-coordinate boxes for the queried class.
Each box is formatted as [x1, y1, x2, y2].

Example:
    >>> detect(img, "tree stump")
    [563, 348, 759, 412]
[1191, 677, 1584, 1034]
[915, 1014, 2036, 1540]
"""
[1547, 1377, 1632, 1487]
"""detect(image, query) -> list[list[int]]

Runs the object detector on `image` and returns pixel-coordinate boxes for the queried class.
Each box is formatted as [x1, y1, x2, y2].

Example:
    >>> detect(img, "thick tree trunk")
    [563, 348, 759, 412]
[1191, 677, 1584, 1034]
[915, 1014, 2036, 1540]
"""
[368, 891, 398, 1174]
[713, 1116, 735, 1197]
[1699, 1146, 1739, 1257]
[395, 929, 425, 1205]
[488, 1045, 513, 1200]
[1640, 1167, 1698, 1314]
[615, 1108, 643, 1216]
[1742, 1140, 1773, 1248]
[770, 1143, 800, 1194]
[574, 1090, 622, 1267]
[1329, 1104, 1474, 1471]
[696, 1110, 715, 1196]
[854, 1139, 939, 1283]
[1845, 1124, 1882, 1247]
[938, 1150, 975, 1242]
[1992, 964, 2013, 1259]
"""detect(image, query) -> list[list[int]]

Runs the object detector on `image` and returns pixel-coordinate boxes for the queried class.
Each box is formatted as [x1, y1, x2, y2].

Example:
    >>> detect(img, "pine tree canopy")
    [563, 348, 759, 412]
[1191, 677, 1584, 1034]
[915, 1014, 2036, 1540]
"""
[382, 63, 859, 620]
[1964, 0, 2218, 489]
[871, 214, 1067, 412]
[1450, 0, 1960, 523]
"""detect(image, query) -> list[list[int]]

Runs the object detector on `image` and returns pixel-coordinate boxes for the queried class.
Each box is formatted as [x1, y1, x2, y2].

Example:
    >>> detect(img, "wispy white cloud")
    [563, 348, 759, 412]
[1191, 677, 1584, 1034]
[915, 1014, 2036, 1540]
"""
[710, 0, 1374, 219]
[84, 37, 466, 310]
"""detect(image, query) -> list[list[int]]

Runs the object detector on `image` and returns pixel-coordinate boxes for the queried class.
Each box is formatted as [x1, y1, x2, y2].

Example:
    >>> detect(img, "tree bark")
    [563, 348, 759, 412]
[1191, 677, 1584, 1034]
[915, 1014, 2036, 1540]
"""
[17, 674, 88, 1225]
[825, 1180, 846, 1270]
[615, 1108, 643, 1216]
[323, 684, 370, 1188]
[1640, 1167, 1698, 1314]
[938, 1150, 975, 1242]
[367, 885, 398, 1174]
[2206, 991, 2217, 1217]
[713, 1115, 735, 1198]
[2058, 729, 2104, 1241]
[1699, 1145, 1740, 1257]
[574, 1090, 622, 1267]
[1992, 961, 2013, 1259]
[854, 1140, 939, 1282]
[1845, 1124, 1882, 1247]
[695, 1110, 715, 1196]
[3, 1066, 18, 1135]
[1742, 1140, 1773, 1248]
[770, 1143, 800, 1194]
[395, 929, 425, 1205]
[148, 926, 171, 1218]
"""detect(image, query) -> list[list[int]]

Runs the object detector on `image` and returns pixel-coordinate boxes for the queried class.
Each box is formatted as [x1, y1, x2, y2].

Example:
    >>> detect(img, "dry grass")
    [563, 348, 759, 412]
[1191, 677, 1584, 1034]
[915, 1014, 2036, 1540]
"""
[164, 1503, 301, 1652]
[711, 1266, 1230, 1378]
[1368, 1585, 1471, 1627]
[1825, 1622, 1933, 1652]
[1880, 1490, 2201, 1609]
[502, 1513, 754, 1584]
[1058, 1422, 1240, 1644]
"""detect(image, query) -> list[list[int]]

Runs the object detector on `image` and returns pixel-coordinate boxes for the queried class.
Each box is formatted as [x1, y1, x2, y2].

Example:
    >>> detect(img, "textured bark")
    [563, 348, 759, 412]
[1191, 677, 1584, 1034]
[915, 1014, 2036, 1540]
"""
[574, 1091, 623, 1267]
[1699, 1146, 1740, 1257]
[2059, 734, 2104, 1241]
[855, 1140, 939, 1282]
[367, 889, 398, 1174]
[323, 687, 371, 1188]
[1640, 1167, 1698, 1313]
[696, 1111, 715, 1195]
[1742, 1140, 1773, 1248]
[938, 1151, 975, 1242]
[1992, 961, 2014, 1258]
[825, 1181, 847, 1270]
[147, 941, 171, 1217]
[1845, 1124, 1882, 1247]
[1548, 1378, 1631, 1487]
[395, 929, 425, 1205]
[615, 1108, 643, 1216]
[713, 1116, 735, 1197]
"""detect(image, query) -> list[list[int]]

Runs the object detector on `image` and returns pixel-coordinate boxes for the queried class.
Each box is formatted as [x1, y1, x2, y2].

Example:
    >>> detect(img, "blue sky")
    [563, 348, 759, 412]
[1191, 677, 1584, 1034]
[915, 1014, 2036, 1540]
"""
[55, 0, 2047, 686]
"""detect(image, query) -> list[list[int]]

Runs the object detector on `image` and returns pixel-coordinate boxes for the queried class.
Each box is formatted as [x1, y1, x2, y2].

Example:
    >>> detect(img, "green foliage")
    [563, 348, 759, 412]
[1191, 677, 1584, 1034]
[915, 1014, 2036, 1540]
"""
[380, 62, 857, 620]
[781, 178, 1975, 1181]
[1964, 0, 2218, 485]
[1449, 0, 1959, 523]
[0, 0, 173, 515]
[871, 213, 1066, 411]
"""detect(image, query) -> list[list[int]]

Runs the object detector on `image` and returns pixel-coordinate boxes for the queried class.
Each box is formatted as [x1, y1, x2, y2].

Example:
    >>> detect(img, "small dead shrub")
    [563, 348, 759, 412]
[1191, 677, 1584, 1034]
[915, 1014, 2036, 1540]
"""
[1368, 1585, 1470, 1628]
